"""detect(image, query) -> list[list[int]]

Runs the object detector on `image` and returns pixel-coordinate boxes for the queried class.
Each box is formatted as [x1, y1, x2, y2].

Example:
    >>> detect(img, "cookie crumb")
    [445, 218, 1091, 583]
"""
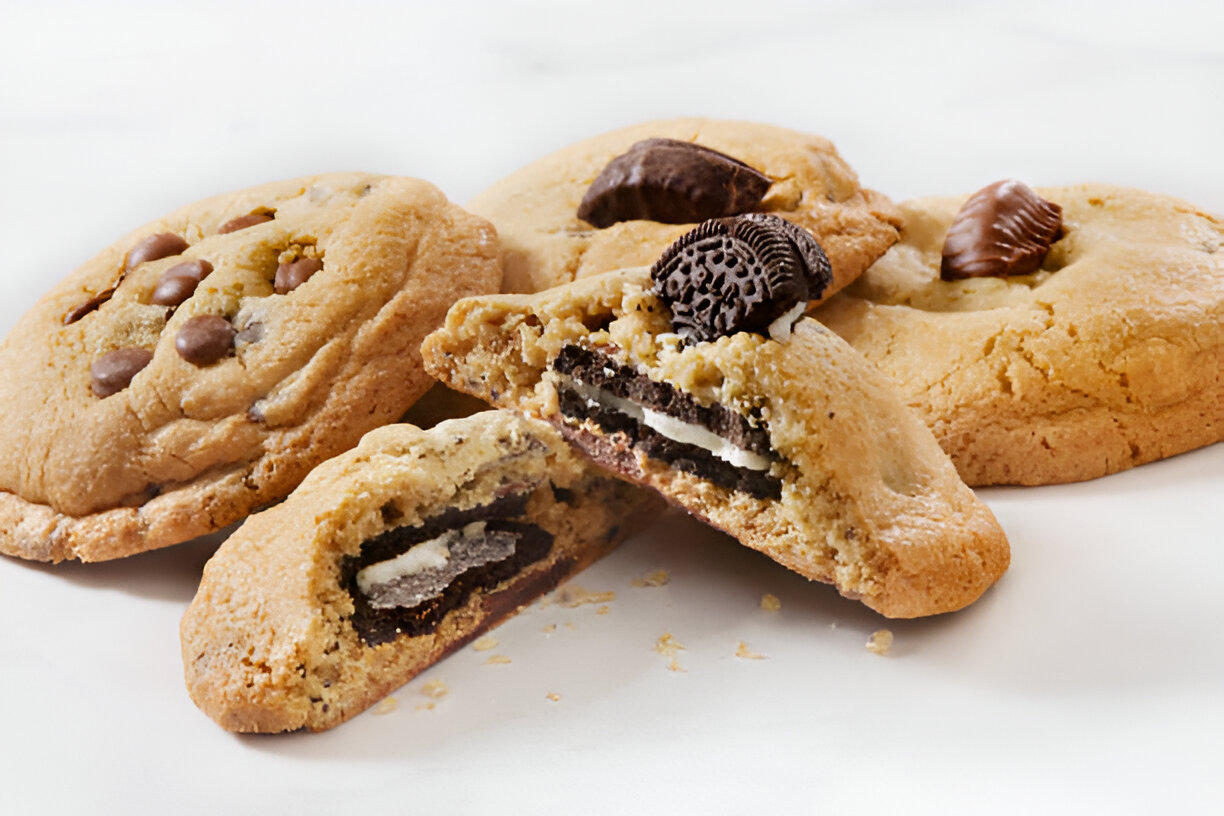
[546, 692, 561, 702]
[484, 654, 512, 665]
[760, 593, 782, 612]
[371, 697, 398, 716]
[421, 679, 449, 699]
[667, 658, 686, 673]
[866, 629, 893, 656]
[631, 569, 671, 587]
[542, 623, 557, 633]
[596, 605, 611, 615]
[414, 702, 436, 712]
[555, 584, 617, 608]
[735, 641, 766, 660]
[654, 632, 686, 670]
[564, 621, 576, 631]
[472, 636, 498, 652]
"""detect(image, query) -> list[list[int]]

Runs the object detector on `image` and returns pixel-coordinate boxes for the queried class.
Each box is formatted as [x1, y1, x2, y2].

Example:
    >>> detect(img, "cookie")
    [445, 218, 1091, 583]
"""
[421, 257, 1010, 618]
[0, 173, 501, 562]
[180, 411, 661, 733]
[812, 183, 1224, 485]
[469, 118, 901, 296]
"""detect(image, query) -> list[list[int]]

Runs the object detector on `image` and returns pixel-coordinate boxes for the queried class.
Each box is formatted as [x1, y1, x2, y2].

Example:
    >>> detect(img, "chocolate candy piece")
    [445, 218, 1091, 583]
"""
[90, 347, 153, 397]
[175, 314, 235, 365]
[941, 180, 1063, 280]
[151, 259, 214, 307]
[63, 287, 117, 325]
[274, 257, 323, 294]
[217, 213, 273, 234]
[125, 233, 188, 272]
[651, 214, 830, 342]
[577, 138, 772, 228]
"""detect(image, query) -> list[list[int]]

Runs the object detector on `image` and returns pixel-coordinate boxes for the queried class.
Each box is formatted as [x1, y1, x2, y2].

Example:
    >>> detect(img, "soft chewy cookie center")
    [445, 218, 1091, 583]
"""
[342, 492, 553, 647]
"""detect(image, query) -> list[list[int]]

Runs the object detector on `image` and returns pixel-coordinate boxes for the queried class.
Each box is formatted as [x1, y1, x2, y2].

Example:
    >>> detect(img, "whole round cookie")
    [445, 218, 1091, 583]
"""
[813, 183, 1223, 486]
[470, 118, 901, 296]
[0, 173, 502, 562]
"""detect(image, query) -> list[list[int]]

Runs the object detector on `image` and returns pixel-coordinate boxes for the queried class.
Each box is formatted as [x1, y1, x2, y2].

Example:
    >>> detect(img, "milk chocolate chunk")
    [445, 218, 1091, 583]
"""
[577, 138, 772, 228]
[940, 180, 1063, 280]
[274, 257, 323, 294]
[90, 347, 153, 397]
[125, 232, 189, 272]
[151, 259, 213, 306]
[63, 287, 117, 325]
[651, 214, 828, 342]
[217, 213, 273, 234]
[175, 314, 235, 365]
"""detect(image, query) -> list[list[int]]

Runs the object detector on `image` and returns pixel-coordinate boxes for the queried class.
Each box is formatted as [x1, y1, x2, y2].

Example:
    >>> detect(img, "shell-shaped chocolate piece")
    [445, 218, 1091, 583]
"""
[650, 214, 829, 342]
[577, 138, 772, 228]
[940, 180, 1063, 280]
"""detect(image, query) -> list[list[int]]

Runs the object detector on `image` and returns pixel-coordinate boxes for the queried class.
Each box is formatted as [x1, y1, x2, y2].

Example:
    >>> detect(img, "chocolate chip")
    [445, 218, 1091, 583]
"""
[941, 180, 1063, 280]
[217, 213, 273, 234]
[90, 347, 153, 397]
[577, 138, 772, 228]
[175, 315, 235, 365]
[63, 287, 117, 325]
[125, 233, 189, 272]
[274, 257, 323, 294]
[151, 260, 214, 307]
[651, 213, 829, 342]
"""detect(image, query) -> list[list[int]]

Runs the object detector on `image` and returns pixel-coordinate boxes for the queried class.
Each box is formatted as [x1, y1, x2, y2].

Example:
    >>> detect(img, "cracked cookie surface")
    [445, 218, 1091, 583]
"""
[0, 173, 502, 562]
[812, 184, 1223, 485]
[470, 118, 901, 296]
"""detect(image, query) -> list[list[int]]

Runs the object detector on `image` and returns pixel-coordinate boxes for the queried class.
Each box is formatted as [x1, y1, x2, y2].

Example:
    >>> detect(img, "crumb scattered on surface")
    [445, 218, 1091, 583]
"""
[555, 584, 617, 608]
[371, 697, 398, 716]
[760, 593, 782, 612]
[735, 641, 766, 660]
[542, 623, 557, 633]
[415, 702, 436, 712]
[564, 621, 576, 631]
[596, 605, 610, 615]
[667, 658, 686, 673]
[546, 692, 561, 702]
[867, 629, 894, 655]
[484, 654, 512, 665]
[655, 633, 685, 659]
[632, 569, 670, 588]
[421, 679, 449, 699]
[472, 636, 498, 652]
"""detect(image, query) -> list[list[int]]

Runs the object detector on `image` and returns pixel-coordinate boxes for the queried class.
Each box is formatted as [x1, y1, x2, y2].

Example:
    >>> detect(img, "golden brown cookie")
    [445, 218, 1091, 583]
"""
[421, 265, 1010, 619]
[812, 183, 1224, 485]
[180, 411, 660, 733]
[470, 118, 901, 296]
[0, 173, 501, 562]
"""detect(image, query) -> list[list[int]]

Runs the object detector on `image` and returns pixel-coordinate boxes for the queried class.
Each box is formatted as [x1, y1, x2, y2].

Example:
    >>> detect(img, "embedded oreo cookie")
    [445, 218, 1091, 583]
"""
[651, 213, 832, 342]
[422, 268, 1011, 619]
[0, 173, 502, 563]
[180, 412, 660, 733]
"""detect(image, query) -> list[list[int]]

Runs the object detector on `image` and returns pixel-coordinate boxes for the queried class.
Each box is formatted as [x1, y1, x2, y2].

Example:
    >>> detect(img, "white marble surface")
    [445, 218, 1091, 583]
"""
[0, 2, 1221, 813]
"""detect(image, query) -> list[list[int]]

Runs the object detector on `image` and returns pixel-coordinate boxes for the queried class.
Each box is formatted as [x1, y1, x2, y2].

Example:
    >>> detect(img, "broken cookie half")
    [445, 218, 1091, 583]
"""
[181, 411, 659, 733]
[422, 216, 1010, 618]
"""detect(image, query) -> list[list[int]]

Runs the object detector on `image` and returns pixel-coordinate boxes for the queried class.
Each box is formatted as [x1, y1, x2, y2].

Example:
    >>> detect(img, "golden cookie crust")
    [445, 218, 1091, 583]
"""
[422, 269, 1009, 618]
[812, 184, 1224, 486]
[470, 118, 901, 296]
[180, 411, 660, 733]
[0, 173, 502, 562]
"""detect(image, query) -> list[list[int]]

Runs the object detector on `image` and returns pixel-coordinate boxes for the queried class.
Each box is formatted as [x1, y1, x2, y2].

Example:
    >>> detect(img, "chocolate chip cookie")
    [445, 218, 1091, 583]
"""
[181, 411, 660, 733]
[470, 118, 901, 296]
[812, 182, 1224, 485]
[421, 221, 1010, 618]
[0, 173, 502, 562]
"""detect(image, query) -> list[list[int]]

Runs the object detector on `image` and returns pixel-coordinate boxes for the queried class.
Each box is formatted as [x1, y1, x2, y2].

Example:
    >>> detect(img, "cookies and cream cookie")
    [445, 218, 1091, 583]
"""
[0, 173, 502, 562]
[469, 118, 901, 296]
[812, 182, 1223, 485]
[181, 411, 660, 733]
[422, 218, 1009, 618]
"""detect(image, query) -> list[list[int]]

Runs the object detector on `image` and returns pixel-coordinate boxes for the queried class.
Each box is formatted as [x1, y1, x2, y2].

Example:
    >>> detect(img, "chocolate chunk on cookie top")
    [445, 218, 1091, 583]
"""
[941, 179, 1063, 280]
[0, 173, 502, 563]
[422, 268, 1010, 619]
[651, 214, 832, 342]
[181, 412, 660, 733]
[577, 138, 772, 228]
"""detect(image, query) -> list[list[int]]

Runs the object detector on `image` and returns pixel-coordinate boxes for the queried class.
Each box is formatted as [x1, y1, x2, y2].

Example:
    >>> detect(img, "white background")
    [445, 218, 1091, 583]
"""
[1, 2, 1221, 813]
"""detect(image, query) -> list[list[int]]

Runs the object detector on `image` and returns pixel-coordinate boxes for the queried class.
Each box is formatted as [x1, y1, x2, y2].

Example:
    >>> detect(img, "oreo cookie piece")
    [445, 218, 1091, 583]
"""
[651, 214, 832, 342]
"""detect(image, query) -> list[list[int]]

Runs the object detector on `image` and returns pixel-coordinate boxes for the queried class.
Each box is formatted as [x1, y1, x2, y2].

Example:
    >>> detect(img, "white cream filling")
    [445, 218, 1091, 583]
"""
[562, 377, 772, 471]
[767, 302, 807, 341]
